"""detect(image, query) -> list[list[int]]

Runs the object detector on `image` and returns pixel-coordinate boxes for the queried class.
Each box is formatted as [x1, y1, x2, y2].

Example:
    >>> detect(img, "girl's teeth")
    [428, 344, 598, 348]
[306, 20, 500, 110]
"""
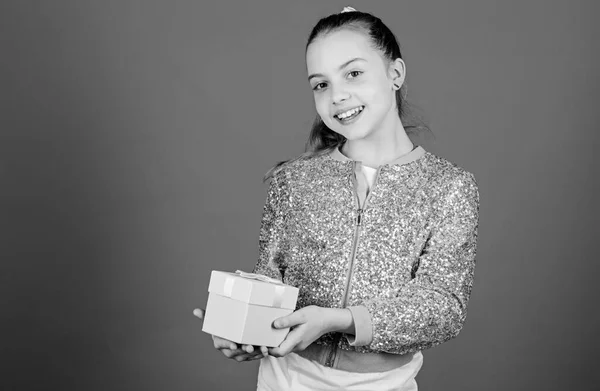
[337, 106, 363, 119]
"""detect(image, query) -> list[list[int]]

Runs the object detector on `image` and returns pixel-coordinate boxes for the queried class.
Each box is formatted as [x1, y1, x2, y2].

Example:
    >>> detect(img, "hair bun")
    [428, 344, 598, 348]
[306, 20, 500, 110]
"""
[340, 6, 357, 13]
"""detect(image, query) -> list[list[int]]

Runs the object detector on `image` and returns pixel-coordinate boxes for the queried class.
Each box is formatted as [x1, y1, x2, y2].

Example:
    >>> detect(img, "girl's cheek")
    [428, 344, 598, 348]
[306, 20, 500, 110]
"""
[314, 97, 328, 116]
[364, 87, 384, 104]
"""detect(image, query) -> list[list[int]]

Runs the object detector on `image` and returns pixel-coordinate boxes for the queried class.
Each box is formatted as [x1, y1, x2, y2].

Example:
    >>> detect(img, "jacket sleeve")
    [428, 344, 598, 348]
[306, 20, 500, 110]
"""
[251, 173, 287, 282]
[357, 172, 480, 354]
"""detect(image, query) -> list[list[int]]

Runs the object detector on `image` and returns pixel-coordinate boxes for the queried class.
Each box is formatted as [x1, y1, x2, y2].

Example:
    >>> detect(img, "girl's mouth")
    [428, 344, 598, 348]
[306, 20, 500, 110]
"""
[334, 106, 365, 124]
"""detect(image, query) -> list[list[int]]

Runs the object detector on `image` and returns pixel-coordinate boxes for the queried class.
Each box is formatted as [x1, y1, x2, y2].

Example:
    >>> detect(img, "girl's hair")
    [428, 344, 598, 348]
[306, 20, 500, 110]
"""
[263, 9, 430, 182]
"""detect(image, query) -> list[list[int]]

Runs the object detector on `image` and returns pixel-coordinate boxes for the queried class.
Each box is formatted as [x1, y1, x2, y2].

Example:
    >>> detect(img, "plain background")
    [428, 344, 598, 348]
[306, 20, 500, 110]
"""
[1, 0, 599, 390]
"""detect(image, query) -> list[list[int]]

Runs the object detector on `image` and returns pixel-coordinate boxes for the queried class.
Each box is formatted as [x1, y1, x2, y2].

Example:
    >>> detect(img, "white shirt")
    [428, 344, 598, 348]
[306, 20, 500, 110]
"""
[362, 165, 378, 190]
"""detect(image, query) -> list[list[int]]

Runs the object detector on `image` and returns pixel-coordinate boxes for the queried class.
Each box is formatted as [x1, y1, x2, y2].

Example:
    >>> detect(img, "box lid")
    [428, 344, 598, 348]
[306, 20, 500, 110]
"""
[208, 270, 299, 310]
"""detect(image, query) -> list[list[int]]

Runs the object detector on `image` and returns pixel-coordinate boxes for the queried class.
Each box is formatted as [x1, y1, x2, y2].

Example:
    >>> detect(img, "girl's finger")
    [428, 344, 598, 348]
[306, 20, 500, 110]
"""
[193, 308, 204, 319]
[234, 353, 252, 362]
[260, 346, 269, 355]
[243, 344, 254, 353]
[212, 336, 238, 350]
[269, 328, 301, 357]
[215, 341, 238, 351]
[273, 310, 306, 329]
[221, 348, 248, 358]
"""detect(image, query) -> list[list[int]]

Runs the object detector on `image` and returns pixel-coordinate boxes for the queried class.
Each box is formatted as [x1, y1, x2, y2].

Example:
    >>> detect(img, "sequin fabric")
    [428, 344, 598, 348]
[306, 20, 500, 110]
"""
[253, 148, 479, 356]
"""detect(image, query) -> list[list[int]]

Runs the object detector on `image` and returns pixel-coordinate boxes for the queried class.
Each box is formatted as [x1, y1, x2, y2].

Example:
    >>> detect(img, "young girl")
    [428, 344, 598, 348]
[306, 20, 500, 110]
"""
[195, 6, 479, 390]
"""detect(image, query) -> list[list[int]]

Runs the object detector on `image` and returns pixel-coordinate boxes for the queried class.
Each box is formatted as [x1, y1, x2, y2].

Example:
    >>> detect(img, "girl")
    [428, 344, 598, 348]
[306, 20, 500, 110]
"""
[195, 6, 479, 391]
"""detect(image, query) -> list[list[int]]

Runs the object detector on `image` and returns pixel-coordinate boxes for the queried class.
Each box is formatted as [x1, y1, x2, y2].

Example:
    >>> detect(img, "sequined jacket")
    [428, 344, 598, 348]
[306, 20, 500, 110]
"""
[253, 145, 480, 372]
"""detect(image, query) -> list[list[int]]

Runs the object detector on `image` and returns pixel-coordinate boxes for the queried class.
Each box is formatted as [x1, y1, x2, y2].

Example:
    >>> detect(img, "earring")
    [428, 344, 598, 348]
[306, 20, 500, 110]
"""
[393, 83, 400, 90]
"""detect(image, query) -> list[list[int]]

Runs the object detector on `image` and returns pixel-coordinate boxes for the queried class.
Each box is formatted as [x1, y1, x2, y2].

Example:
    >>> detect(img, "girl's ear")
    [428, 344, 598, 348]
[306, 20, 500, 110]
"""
[388, 58, 406, 89]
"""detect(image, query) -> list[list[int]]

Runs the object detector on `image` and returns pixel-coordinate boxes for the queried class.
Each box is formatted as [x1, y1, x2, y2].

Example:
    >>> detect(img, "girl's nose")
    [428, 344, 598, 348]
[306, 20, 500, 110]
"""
[331, 85, 351, 105]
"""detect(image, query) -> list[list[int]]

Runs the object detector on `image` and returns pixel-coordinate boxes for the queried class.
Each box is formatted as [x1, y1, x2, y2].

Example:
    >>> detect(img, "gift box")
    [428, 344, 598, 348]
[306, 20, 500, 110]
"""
[202, 270, 299, 347]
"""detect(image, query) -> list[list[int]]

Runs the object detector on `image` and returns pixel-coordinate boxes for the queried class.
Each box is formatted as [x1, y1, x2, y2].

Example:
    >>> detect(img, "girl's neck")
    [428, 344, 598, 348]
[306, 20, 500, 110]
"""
[340, 117, 414, 168]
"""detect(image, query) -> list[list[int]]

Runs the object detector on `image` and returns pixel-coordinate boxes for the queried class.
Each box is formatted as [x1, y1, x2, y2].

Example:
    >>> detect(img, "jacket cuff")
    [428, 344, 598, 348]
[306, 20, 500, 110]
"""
[344, 305, 373, 346]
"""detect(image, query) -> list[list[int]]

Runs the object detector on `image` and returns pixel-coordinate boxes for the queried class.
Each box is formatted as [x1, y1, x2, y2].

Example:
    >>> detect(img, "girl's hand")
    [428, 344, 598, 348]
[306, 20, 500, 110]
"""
[211, 335, 268, 362]
[268, 305, 332, 357]
[193, 308, 268, 362]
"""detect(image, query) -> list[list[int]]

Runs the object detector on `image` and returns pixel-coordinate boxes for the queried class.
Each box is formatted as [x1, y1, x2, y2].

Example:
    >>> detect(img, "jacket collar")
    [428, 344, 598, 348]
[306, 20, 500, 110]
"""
[329, 143, 426, 167]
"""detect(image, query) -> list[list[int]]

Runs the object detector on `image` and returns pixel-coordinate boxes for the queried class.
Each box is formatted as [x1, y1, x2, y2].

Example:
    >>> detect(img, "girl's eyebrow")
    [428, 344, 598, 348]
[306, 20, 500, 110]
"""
[308, 57, 367, 82]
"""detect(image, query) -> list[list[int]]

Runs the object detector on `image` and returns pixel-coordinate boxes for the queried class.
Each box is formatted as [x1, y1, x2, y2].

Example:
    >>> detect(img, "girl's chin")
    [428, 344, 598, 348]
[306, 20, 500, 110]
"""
[327, 125, 368, 138]
[329, 126, 370, 140]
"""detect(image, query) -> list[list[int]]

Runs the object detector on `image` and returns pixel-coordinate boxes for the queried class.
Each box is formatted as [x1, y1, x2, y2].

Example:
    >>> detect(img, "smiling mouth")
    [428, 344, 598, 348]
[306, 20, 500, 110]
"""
[334, 105, 365, 123]
[334, 106, 365, 121]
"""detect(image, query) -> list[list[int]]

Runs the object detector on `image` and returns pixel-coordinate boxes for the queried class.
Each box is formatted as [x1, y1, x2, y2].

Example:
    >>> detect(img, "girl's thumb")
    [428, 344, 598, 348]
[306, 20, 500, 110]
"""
[193, 308, 205, 319]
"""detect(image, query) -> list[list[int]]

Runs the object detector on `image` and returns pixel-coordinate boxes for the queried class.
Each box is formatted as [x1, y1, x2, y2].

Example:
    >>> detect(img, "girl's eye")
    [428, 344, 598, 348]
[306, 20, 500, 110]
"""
[348, 70, 363, 79]
[313, 82, 327, 91]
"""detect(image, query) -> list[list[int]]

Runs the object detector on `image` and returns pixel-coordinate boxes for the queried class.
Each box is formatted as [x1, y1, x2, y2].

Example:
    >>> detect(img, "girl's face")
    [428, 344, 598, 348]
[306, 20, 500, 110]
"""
[306, 29, 402, 142]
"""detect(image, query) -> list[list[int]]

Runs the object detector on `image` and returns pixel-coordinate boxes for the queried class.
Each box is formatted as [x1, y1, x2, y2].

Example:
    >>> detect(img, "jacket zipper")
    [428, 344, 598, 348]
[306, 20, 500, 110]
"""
[325, 162, 381, 368]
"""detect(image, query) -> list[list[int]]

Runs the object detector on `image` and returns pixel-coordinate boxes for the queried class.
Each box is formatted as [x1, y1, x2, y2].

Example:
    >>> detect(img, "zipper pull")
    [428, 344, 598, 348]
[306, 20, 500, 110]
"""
[356, 208, 363, 226]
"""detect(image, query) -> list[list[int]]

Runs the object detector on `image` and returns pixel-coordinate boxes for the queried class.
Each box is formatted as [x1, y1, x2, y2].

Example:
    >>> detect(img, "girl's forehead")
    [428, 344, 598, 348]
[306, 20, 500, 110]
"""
[306, 29, 381, 72]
